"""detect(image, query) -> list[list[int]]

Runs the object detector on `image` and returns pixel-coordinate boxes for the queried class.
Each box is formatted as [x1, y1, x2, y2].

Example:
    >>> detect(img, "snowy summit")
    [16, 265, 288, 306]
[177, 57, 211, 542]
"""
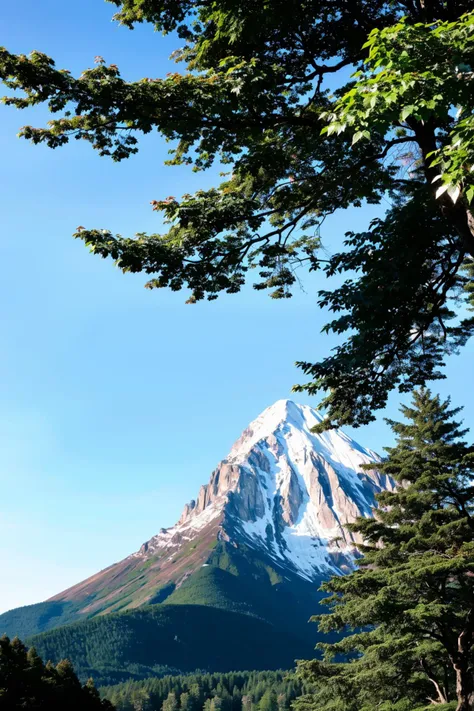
[134, 399, 392, 582]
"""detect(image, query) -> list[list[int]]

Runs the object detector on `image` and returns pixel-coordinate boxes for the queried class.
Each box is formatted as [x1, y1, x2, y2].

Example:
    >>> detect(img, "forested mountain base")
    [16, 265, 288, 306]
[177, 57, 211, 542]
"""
[28, 603, 314, 686]
[13, 540, 328, 685]
[101, 670, 312, 711]
[0, 600, 83, 639]
[0, 400, 377, 648]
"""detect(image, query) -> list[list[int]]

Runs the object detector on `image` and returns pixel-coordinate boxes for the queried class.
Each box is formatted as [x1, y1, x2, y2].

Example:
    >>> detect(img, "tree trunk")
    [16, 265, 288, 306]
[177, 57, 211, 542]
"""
[414, 122, 474, 259]
[454, 656, 473, 711]
[453, 610, 474, 711]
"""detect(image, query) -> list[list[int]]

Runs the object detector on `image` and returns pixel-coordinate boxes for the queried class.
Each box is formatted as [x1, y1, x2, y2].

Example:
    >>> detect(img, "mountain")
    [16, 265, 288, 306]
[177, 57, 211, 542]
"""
[0, 400, 392, 681]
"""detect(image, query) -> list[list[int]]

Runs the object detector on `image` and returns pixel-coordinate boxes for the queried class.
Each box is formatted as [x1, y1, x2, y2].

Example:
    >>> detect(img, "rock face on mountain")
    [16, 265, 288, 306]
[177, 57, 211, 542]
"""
[0, 399, 392, 645]
[132, 399, 391, 584]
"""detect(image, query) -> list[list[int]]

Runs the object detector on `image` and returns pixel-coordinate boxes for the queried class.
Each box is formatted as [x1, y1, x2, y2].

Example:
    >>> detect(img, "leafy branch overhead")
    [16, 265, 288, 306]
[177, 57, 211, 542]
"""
[1, 0, 474, 428]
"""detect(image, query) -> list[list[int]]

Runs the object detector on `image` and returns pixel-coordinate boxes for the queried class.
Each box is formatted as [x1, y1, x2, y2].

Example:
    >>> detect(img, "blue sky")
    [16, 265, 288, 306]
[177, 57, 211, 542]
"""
[1, 0, 473, 615]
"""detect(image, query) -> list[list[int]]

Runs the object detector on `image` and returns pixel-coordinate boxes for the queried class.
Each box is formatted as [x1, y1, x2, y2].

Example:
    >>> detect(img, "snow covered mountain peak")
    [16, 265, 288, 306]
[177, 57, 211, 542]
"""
[228, 399, 321, 458]
[43, 400, 393, 618]
[228, 399, 378, 468]
[134, 400, 393, 582]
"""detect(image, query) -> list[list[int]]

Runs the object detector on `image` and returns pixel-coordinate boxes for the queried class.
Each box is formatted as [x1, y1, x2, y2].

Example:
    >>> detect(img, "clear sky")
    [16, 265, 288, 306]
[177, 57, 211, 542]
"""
[1, 0, 473, 615]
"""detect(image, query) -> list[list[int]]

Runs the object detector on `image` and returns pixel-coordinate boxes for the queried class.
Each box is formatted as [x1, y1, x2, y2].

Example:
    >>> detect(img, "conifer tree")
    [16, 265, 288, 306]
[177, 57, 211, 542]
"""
[297, 389, 474, 711]
[180, 691, 193, 711]
[0, 634, 114, 709]
[162, 691, 178, 711]
[259, 690, 278, 711]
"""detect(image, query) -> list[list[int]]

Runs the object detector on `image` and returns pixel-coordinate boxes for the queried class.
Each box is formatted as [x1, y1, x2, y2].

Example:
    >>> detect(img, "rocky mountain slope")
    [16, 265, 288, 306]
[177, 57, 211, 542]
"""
[48, 400, 389, 613]
[0, 400, 392, 679]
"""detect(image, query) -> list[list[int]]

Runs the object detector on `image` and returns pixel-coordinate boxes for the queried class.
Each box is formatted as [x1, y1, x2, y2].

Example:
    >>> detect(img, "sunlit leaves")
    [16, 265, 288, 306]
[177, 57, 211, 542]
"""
[326, 11, 474, 207]
[1, 1, 474, 429]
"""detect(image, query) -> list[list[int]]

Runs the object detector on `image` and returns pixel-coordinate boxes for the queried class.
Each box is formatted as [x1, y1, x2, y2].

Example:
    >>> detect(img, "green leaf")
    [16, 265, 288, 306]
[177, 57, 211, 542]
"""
[400, 105, 415, 121]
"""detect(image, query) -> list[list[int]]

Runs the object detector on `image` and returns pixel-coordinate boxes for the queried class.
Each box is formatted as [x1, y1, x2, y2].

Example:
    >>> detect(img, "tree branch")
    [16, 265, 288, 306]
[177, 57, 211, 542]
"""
[420, 658, 448, 704]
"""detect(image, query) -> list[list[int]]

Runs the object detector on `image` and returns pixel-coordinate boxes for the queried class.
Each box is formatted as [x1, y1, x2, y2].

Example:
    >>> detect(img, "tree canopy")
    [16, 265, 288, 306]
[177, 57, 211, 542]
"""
[102, 669, 309, 711]
[0, 634, 114, 709]
[296, 389, 474, 711]
[1, 1, 474, 428]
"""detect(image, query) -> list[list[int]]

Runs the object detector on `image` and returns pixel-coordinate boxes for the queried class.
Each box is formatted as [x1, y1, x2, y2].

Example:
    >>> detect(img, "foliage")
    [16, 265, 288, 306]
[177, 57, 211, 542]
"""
[328, 12, 474, 203]
[2, 540, 326, 671]
[1, 542, 327, 686]
[0, 633, 114, 709]
[28, 602, 311, 686]
[101, 669, 310, 711]
[295, 389, 474, 711]
[1, 2, 474, 427]
[0, 600, 82, 640]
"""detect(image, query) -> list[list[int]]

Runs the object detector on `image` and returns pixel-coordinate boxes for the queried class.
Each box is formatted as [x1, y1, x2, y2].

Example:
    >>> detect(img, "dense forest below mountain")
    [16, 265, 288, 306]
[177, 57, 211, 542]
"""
[101, 670, 312, 711]
[0, 600, 83, 639]
[28, 604, 313, 686]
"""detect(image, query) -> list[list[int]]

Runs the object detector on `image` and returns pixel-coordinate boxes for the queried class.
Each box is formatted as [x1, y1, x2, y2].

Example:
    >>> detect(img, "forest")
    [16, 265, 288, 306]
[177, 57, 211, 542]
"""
[101, 670, 313, 711]
[26, 602, 309, 686]
[0, 635, 112, 710]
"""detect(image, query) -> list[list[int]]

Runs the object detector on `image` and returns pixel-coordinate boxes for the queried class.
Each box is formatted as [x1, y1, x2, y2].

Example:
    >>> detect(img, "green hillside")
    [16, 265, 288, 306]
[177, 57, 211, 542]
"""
[166, 543, 327, 645]
[2, 543, 328, 685]
[29, 603, 313, 686]
[0, 542, 326, 643]
[0, 600, 83, 639]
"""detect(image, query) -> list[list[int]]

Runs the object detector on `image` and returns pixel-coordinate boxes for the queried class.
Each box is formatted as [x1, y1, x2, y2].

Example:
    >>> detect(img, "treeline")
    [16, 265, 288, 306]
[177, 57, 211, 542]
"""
[101, 670, 313, 711]
[0, 634, 113, 710]
[28, 605, 305, 685]
[0, 600, 81, 639]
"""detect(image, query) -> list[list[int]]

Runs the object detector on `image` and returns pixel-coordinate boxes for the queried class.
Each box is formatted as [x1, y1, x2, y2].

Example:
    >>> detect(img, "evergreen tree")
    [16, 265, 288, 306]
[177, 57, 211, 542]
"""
[180, 691, 193, 711]
[211, 696, 223, 711]
[131, 689, 152, 711]
[162, 691, 178, 711]
[276, 693, 286, 711]
[297, 389, 474, 711]
[258, 690, 278, 711]
[101, 668, 310, 711]
[0, 634, 114, 709]
[2, 4, 474, 429]
[189, 682, 202, 710]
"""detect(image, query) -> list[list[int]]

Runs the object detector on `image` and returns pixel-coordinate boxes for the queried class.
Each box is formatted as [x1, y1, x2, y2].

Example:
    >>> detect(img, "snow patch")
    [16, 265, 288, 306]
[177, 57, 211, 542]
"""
[133, 399, 391, 582]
